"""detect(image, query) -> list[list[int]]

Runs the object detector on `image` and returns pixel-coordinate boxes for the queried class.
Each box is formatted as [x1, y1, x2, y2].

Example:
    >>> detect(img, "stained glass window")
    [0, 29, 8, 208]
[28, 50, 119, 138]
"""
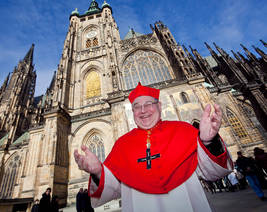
[86, 70, 101, 98]
[122, 50, 173, 90]
[0, 156, 20, 198]
[226, 108, 248, 139]
[87, 134, 105, 162]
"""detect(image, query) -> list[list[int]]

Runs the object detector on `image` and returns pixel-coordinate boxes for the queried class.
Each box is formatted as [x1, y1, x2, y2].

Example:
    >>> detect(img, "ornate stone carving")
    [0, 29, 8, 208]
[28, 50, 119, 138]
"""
[119, 34, 157, 52]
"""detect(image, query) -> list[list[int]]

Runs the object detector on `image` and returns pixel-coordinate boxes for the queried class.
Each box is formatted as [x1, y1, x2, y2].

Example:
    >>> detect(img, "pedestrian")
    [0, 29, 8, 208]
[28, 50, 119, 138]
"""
[254, 147, 267, 188]
[234, 165, 247, 189]
[74, 83, 233, 211]
[76, 188, 84, 212]
[214, 179, 225, 192]
[227, 172, 239, 192]
[83, 189, 94, 212]
[51, 195, 59, 212]
[254, 147, 267, 173]
[206, 180, 217, 194]
[39, 187, 51, 212]
[31, 199, 39, 212]
[236, 151, 265, 200]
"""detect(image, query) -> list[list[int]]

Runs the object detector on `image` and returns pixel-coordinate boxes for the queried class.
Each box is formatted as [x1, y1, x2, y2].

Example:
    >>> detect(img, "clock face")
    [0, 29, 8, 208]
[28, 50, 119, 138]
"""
[86, 31, 97, 39]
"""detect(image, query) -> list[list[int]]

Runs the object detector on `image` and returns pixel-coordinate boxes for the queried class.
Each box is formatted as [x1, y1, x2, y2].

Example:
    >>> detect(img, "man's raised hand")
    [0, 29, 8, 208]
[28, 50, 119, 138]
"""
[199, 104, 222, 144]
[74, 145, 102, 179]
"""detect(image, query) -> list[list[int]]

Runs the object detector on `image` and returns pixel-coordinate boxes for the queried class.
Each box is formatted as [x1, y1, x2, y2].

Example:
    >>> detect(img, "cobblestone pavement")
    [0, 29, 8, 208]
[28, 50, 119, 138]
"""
[206, 188, 267, 212]
[62, 188, 267, 212]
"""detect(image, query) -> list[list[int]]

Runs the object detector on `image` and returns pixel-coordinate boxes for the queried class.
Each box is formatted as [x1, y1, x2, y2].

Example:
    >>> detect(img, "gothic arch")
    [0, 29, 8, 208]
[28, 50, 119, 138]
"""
[180, 92, 190, 104]
[82, 25, 100, 49]
[81, 65, 103, 102]
[121, 48, 174, 90]
[0, 152, 21, 198]
[71, 119, 111, 139]
[120, 47, 169, 68]
[85, 70, 101, 98]
[83, 129, 105, 162]
[82, 24, 99, 34]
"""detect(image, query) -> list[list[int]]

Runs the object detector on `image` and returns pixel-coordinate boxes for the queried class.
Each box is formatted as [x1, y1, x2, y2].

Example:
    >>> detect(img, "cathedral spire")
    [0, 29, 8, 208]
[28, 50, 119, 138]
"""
[47, 71, 57, 94]
[23, 44, 35, 65]
[0, 72, 10, 98]
[252, 45, 267, 62]
[240, 43, 257, 61]
[260, 39, 267, 47]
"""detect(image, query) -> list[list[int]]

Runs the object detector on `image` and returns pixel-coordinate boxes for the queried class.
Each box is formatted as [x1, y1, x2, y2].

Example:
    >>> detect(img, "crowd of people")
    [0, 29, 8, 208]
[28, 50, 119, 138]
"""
[31, 188, 59, 212]
[199, 147, 267, 201]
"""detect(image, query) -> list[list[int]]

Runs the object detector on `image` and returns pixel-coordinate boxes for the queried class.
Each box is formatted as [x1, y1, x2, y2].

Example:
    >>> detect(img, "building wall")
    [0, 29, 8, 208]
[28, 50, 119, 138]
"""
[0, 1, 266, 210]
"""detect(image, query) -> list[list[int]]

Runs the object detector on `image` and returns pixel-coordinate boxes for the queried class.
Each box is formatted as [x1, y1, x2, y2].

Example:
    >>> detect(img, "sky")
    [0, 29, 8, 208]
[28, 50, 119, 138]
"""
[0, 0, 266, 96]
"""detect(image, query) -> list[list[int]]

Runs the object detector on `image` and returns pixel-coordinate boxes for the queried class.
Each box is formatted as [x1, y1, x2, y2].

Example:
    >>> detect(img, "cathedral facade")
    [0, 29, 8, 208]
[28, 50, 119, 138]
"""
[0, 0, 266, 211]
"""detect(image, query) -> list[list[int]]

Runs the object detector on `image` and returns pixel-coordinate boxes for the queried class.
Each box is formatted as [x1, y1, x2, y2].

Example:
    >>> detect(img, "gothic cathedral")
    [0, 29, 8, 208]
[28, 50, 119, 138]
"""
[0, 0, 266, 211]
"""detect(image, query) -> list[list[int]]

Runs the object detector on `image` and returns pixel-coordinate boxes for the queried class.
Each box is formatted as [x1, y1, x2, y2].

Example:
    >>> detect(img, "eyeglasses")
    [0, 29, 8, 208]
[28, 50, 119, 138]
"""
[132, 101, 158, 112]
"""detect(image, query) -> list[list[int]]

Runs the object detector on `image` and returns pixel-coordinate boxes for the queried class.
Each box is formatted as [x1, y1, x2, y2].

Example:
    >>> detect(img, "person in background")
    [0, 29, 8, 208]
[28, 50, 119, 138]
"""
[83, 189, 94, 212]
[254, 147, 267, 174]
[254, 147, 267, 188]
[236, 151, 265, 200]
[51, 195, 59, 212]
[31, 199, 39, 212]
[227, 171, 239, 192]
[76, 188, 84, 212]
[39, 187, 51, 212]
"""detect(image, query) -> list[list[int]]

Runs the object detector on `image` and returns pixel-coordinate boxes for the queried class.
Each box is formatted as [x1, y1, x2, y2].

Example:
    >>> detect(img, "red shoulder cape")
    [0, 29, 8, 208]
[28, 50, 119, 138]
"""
[103, 121, 198, 194]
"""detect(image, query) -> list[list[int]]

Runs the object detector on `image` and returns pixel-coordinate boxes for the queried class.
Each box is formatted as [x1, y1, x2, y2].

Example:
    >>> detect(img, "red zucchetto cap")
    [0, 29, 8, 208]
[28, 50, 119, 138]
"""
[128, 82, 160, 103]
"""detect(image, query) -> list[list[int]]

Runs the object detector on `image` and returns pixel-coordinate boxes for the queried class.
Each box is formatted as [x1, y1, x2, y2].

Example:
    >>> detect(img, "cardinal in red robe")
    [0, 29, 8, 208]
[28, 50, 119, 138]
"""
[74, 82, 233, 212]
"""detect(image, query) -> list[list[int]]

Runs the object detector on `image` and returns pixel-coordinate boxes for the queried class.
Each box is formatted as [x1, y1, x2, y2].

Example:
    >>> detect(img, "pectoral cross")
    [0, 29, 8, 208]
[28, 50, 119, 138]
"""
[137, 148, 160, 169]
[137, 130, 160, 169]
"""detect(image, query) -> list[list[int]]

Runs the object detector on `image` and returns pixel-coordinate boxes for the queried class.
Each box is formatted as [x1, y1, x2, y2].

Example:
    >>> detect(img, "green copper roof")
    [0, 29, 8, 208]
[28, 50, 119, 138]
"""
[70, 0, 112, 18]
[203, 82, 214, 88]
[102, 0, 110, 7]
[12, 132, 29, 146]
[86, 0, 101, 14]
[71, 8, 79, 15]
[102, 0, 112, 11]
[124, 28, 143, 40]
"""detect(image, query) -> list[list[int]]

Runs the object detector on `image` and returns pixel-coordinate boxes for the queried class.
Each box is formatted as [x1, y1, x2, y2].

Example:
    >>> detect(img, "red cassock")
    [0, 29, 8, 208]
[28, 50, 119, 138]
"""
[103, 120, 227, 194]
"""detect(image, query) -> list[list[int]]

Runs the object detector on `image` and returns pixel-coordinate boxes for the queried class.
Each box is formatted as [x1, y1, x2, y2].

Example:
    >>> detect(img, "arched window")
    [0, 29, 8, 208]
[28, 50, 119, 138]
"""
[122, 50, 172, 90]
[86, 134, 105, 162]
[0, 155, 20, 198]
[226, 108, 248, 138]
[86, 70, 101, 98]
[180, 92, 189, 104]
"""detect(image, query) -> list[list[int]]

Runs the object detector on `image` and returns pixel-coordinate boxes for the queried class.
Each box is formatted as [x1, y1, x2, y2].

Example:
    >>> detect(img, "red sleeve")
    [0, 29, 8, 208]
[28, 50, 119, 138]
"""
[88, 163, 105, 198]
[198, 135, 228, 169]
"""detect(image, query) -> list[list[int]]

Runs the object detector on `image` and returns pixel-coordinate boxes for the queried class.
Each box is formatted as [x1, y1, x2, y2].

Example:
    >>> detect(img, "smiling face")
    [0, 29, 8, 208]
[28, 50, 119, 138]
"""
[132, 96, 161, 130]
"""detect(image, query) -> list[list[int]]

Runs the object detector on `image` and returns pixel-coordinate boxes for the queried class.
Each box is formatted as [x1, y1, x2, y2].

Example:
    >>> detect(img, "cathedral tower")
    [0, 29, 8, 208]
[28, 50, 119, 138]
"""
[0, 44, 36, 146]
